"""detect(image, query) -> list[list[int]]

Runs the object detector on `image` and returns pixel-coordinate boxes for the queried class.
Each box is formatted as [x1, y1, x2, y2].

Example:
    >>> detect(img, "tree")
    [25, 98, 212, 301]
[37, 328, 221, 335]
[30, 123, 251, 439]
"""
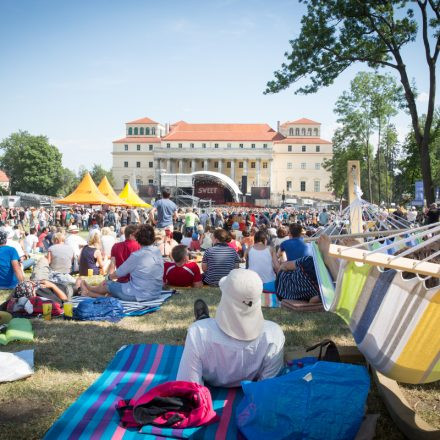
[265, 0, 440, 204]
[58, 167, 79, 196]
[0, 131, 64, 195]
[90, 164, 115, 187]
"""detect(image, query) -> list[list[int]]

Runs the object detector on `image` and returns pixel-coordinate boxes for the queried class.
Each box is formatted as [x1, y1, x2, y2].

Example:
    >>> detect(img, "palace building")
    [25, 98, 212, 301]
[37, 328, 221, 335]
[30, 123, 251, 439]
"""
[111, 116, 334, 204]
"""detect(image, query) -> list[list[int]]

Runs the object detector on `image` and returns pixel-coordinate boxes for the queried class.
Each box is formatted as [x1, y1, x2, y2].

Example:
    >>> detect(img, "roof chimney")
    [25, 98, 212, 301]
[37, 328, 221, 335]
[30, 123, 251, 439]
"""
[277, 121, 280, 133]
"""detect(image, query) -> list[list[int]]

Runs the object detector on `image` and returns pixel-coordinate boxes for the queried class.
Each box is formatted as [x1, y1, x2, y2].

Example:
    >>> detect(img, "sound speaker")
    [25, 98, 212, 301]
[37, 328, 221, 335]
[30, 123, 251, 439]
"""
[241, 176, 248, 194]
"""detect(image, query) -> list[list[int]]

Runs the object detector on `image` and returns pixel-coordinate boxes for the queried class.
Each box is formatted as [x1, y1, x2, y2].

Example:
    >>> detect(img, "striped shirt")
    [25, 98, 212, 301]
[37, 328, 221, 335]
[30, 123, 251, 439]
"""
[202, 243, 240, 286]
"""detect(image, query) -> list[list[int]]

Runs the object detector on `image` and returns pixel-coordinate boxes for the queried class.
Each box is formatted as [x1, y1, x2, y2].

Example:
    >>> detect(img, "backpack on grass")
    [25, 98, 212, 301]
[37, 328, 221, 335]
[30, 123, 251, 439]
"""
[73, 297, 124, 322]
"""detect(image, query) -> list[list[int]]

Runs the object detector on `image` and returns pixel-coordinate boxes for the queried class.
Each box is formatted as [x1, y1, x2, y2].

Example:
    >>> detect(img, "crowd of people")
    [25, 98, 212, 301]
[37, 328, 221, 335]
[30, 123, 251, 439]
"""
[0, 193, 437, 387]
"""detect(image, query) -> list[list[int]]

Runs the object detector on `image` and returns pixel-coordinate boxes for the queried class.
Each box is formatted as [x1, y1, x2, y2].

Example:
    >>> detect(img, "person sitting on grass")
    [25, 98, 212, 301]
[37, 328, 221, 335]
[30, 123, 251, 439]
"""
[277, 223, 312, 263]
[0, 230, 25, 289]
[80, 224, 163, 302]
[79, 233, 105, 276]
[176, 269, 285, 387]
[163, 245, 203, 288]
[47, 232, 74, 275]
[201, 228, 240, 286]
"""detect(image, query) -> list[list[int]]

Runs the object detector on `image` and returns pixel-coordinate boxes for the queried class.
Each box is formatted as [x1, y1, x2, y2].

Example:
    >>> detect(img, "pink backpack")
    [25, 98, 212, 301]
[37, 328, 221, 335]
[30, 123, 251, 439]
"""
[116, 381, 218, 429]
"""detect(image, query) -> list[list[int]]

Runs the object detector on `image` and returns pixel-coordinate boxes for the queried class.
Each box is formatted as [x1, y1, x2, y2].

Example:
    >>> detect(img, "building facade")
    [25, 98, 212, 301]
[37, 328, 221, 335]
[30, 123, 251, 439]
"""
[112, 116, 334, 203]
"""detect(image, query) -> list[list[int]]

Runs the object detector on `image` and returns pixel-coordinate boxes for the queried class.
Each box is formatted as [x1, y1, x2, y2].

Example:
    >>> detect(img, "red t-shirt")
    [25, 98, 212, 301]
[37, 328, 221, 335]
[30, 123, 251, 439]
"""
[111, 239, 141, 283]
[37, 232, 48, 248]
[163, 261, 202, 287]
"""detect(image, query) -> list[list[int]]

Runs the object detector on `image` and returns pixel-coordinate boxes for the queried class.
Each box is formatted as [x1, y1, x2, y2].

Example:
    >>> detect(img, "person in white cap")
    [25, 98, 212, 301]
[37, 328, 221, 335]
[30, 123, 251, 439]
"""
[176, 269, 285, 388]
[65, 224, 87, 272]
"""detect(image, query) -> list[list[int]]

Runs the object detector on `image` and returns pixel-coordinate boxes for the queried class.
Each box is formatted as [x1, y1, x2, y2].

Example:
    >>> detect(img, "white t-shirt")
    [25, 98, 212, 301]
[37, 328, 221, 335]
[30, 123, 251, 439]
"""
[248, 247, 276, 283]
[101, 235, 116, 258]
[7, 239, 24, 259]
[177, 318, 284, 387]
[65, 234, 87, 257]
[23, 234, 38, 253]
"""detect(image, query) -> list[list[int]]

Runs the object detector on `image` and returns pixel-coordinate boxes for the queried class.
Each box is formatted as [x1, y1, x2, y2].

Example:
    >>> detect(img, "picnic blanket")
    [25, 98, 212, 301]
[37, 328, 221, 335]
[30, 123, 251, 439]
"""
[44, 344, 243, 439]
[70, 291, 175, 317]
[261, 292, 280, 308]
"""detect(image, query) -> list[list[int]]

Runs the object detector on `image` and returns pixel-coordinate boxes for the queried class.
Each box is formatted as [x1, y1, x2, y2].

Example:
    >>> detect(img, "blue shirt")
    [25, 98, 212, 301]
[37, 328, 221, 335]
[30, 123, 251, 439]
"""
[154, 198, 177, 228]
[279, 238, 312, 262]
[116, 245, 164, 301]
[0, 245, 20, 289]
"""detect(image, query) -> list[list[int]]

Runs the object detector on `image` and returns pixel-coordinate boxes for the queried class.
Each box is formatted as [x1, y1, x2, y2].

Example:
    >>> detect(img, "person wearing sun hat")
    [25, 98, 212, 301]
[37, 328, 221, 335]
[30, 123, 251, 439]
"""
[0, 230, 25, 289]
[176, 269, 285, 388]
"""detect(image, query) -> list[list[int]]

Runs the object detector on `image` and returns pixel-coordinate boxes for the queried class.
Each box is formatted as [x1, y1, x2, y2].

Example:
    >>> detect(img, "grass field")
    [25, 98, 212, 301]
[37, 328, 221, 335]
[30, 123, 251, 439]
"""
[0, 287, 438, 439]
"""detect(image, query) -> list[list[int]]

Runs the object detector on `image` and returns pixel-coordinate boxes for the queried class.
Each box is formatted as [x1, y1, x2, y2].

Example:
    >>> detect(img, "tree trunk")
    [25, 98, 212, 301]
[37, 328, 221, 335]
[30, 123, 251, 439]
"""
[366, 128, 372, 203]
[377, 119, 382, 205]
[385, 124, 389, 208]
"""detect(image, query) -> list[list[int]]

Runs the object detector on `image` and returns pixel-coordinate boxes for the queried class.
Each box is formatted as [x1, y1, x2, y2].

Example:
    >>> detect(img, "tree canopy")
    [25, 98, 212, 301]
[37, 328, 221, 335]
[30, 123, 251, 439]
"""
[266, 0, 440, 203]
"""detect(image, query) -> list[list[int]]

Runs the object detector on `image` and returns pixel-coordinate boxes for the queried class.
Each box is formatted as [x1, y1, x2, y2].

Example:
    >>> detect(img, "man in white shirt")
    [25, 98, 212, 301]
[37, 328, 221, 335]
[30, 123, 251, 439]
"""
[177, 269, 285, 387]
[23, 228, 39, 254]
[65, 225, 87, 271]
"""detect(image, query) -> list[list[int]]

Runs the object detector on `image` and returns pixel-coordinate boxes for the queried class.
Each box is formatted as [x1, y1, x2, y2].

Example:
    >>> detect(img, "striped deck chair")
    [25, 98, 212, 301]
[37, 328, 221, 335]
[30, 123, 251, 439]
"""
[329, 261, 440, 384]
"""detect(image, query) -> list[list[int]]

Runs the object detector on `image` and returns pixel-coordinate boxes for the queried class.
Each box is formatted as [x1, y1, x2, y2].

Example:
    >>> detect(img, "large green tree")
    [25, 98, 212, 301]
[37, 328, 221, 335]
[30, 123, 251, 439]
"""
[78, 164, 115, 186]
[0, 131, 64, 195]
[265, 0, 440, 204]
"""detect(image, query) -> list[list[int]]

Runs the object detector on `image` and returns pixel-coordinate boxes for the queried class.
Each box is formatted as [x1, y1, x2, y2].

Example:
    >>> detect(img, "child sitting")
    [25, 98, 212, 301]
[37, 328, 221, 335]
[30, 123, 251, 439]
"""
[163, 245, 202, 287]
[189, 233, 201, 251]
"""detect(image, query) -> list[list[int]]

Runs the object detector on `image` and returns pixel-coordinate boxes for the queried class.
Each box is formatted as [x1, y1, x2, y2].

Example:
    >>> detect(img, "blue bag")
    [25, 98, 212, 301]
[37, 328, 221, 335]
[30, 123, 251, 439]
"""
[73, 297, 124, 322]
[236, 361, 370, 440]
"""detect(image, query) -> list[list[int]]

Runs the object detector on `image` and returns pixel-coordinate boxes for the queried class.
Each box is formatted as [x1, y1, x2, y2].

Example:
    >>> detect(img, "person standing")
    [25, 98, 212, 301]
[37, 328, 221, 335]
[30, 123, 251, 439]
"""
[150, 188, 177, 231]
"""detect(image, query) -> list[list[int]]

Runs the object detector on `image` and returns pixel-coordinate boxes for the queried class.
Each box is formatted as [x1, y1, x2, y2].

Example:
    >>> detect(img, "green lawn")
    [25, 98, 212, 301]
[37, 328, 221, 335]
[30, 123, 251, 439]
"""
[0, 287, 438, 439]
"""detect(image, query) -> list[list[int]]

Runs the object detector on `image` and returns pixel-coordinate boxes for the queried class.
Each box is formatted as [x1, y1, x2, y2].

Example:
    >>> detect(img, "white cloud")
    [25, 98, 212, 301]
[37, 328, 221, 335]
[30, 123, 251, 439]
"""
[417, 91, 429, 103]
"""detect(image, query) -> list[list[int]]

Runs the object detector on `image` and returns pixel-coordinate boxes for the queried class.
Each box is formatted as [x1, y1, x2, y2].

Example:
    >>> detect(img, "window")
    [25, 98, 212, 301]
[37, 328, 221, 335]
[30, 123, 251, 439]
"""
[314, 180, 320, 192]
[251, 143, 255, 149]
[315, 163, 320, 170]
[202, 143, 206, 149]
[227, 161, 231, 168]
[124, 161, 128, 168]
[146, 127, 150, 135]
[302, 145, 306, 152]
[178, 143, 183, 148]
[251, 162, 256, 169]
[289, 128, 293, 136]
[149, 161, 153, 168]
[300, 181, 306, 191]
[263, 162, 268, 169]
[214, 143, 219, 148]
[307, 128, 312, 135]
[134, 127, 138, 135]
[167, 143, 171, 149]
[301, 162, 306, 169]
[227, 143, 232, 148]
[239, 143, 244, 149]
[190, 143, 194, 149]
[314, 128, 318, 136]
[140, 127, 144, 135]
[149, 145, 153, 151]
[239, 162, 243, 168]
[124, 144, 128, 151]
[263, 143, 267, 149]
[128, 127, 133, 135]
[288, 145, 292, 152]
[287, 162, 292, 169]
[152, 127, 156, 135]
[295, 128, 300, 135]
[136, 161, 141, 168]
[286, 181, 292, 191]
[214, 161, 219, 168]
[137, 145, 141, 151]
[149, 179, 154, 184]
[316, 145, 320, 152]
[136, 178, 142, 186]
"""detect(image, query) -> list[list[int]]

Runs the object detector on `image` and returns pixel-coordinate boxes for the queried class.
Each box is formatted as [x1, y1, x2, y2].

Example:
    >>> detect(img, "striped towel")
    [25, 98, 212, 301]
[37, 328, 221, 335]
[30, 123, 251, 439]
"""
[261, 292, 280, 308]
[311, 242, 335, 310]
[71, 290, 174, 316]
[332, 262, 440, 384]
[44, 344, 243, 440]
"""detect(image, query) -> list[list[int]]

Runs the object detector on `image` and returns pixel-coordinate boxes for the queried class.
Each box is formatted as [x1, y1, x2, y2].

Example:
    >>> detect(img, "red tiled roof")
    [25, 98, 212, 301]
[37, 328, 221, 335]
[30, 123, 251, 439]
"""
[0, 170, 9, 182]
[163, 122, 282, 141]
[281, 118, 320, 126]
[274, 137, 331, 145]
[126, 117, 158, 124]
[113, 136, 162, 143]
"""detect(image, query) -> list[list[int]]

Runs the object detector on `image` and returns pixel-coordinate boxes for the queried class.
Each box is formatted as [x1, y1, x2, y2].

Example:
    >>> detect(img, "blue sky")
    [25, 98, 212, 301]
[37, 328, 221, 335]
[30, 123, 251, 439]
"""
[0, 0, 436, 171]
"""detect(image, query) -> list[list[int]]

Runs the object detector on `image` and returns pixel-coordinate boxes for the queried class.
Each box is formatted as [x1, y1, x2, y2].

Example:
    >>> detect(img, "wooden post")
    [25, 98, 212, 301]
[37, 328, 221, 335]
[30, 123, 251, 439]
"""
[347, 161, 363, 234]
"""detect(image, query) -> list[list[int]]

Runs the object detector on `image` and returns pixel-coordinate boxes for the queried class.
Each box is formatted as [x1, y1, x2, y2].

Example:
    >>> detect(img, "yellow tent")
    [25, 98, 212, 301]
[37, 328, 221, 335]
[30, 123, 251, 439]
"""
[56, 173, 114, 205]
[98, 176, 129, 206]
[118, 182, 152, 208]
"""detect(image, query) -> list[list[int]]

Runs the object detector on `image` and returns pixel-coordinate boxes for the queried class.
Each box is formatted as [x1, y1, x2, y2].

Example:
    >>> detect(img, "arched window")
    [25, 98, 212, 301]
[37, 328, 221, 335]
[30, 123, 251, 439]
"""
[140, 127, 144, 135]
[128, 127, 133, 135]
[295, 128, 300, 135]
[301, 128, 306, 135]
[307, 128, 312, 135]
[134, 127, 138, 135]
[152, 127, 156, 135]
[289, 128, 293, 136]
[314, 128, 318, 136]
[145, 127, 149, 135]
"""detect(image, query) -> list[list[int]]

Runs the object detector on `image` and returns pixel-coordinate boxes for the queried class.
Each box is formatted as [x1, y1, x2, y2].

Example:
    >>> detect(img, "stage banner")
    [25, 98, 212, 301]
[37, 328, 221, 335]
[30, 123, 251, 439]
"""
[194, 181, 226, 204]
[251, 187, 271, 199]
[176, 174, 193, 187]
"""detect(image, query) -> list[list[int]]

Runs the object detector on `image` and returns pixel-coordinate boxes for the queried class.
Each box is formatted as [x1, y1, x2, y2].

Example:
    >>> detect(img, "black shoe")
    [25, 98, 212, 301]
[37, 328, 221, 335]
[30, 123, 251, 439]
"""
[194, 299, 210, 321]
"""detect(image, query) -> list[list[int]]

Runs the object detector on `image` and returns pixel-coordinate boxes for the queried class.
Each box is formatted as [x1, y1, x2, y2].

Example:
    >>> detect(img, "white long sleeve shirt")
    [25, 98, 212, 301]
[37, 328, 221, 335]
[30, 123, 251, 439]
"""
[176, 318, 285, 388]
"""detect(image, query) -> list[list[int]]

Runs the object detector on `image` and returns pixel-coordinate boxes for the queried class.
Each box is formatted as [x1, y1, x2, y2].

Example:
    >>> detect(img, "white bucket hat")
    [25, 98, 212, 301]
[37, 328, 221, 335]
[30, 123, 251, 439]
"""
[215, 269, 264, 341]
